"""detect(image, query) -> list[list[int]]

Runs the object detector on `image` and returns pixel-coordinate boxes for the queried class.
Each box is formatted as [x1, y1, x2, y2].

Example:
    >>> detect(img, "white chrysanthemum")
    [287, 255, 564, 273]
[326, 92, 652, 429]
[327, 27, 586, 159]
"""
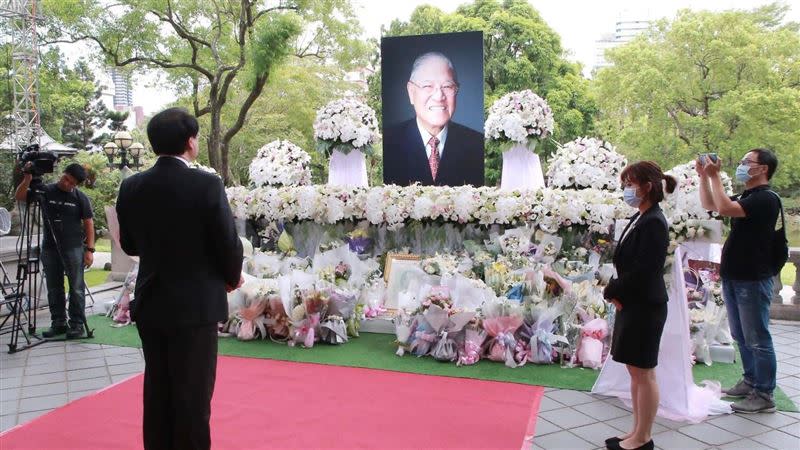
[546, 137, 627, 191]
[485, 90, 554, 145]
[313, 98, 380, 153]
[248, 140, 312, 188]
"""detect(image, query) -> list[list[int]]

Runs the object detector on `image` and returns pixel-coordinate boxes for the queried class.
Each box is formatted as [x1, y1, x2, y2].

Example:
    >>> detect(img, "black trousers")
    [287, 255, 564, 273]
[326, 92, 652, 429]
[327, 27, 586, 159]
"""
[137, 323, 218, 450]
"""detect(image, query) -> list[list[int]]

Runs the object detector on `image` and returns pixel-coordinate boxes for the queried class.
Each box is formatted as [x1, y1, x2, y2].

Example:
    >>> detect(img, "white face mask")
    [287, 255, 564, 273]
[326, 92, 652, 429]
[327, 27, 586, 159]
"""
[623, 186, 641, 207]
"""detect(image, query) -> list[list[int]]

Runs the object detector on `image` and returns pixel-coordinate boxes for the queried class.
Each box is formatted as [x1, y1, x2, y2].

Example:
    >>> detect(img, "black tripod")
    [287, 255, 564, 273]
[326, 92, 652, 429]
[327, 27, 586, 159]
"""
[4, 178, 94, 353]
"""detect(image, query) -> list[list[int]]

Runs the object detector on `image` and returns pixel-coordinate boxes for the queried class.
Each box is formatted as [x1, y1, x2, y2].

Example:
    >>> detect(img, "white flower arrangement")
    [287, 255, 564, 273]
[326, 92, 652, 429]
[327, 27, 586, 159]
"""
[313, 98, 380, 156]
[189, 161, 221, 177]
[546, 137, 627, 191]
[233, 185, 630, 233]
[485, 90, 554, 147]
[248, 140, 312, 188]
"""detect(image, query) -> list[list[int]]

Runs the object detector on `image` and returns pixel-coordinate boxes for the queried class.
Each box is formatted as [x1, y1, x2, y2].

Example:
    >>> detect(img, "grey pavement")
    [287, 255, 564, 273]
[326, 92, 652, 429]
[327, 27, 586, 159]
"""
[1, 285, 799, 450]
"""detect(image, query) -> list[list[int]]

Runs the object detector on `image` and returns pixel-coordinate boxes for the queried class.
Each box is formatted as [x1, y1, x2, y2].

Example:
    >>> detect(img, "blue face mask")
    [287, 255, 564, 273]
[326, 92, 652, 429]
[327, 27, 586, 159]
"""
[735, 164, 752, 183]
[623, 187, 641, 207]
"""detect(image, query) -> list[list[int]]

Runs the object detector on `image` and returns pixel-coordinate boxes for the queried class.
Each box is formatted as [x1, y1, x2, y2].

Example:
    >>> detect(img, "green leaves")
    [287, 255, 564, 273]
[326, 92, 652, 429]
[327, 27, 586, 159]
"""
[594, 6, 800, 190]
[250, 13, 302, 80]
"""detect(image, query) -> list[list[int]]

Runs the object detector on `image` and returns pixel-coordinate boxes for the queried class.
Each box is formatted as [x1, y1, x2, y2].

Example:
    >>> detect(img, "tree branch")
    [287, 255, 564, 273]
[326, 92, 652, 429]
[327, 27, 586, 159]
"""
[666, 107, 692, 146]
[222, 72, 269, 145]
[253, 4, 299, 22]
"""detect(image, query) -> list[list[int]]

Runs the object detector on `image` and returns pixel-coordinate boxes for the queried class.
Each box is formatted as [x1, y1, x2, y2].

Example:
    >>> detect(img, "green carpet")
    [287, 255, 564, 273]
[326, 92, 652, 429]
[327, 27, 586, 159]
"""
[86, 314, 797, 412]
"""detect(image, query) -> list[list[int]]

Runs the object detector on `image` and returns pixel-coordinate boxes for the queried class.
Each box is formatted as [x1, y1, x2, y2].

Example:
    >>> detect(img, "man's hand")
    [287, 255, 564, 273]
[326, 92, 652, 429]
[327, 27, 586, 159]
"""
[695, 158, 707, 177]
[83, 250, 94, 268]
[611, 299, 622, 311]
[226, 274, 245, 293]
[704, 158, 722, 177]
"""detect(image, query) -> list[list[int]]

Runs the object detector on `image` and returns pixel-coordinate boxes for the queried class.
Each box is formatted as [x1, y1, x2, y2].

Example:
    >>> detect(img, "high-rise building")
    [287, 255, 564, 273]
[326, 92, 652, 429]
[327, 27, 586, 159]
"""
[593, 15, 651, 74]
[110, 68, 133, 111]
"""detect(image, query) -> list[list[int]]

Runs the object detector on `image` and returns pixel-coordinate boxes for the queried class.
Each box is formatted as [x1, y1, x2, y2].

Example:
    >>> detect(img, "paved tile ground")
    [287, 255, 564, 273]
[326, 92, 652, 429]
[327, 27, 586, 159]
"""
[1, 284, 799, 450]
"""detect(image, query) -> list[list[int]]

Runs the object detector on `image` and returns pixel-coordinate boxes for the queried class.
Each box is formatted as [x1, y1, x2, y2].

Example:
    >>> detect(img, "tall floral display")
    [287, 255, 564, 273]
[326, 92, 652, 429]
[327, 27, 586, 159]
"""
[313, 98, 381, 187]
[545, 137, 626, 191]
[248, 140, 312, 188]
[485, 89, 554, 191]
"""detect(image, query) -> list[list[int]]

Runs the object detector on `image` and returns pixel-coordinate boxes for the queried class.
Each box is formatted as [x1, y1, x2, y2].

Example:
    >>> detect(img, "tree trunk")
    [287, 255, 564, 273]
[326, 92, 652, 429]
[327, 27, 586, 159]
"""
[220, 140, 231, 184]
[207, 106, 223, 177]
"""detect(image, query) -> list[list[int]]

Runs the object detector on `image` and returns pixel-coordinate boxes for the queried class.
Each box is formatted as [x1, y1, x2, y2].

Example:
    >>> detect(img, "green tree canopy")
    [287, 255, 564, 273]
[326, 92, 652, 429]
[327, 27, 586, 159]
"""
[60, 60, 109, 150]
[593, 3, 800, 190]
[368, 0, 597, 185]
[44, 0, 367, 184]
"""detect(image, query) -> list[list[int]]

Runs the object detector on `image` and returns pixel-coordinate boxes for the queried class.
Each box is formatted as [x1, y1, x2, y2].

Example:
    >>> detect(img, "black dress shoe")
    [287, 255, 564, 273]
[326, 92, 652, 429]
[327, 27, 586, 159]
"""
[605, 436, 622, 447]
[42, 325, 68, 338]
[608, 439, 654, 450]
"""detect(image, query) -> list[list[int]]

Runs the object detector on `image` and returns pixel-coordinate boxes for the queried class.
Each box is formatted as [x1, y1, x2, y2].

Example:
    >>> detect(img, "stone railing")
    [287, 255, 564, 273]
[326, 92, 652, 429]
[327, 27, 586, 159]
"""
[771, 247, 800, 320]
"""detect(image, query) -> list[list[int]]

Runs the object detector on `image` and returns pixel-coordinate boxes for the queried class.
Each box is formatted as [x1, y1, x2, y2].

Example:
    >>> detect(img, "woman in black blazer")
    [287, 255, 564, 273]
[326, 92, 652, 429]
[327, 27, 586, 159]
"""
[603, 161, 676, 450]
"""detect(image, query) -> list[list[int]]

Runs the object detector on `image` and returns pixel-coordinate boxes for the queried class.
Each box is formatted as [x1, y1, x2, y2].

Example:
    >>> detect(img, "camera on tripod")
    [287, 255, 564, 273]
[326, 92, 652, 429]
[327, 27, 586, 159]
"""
[19, 144, 58, 178]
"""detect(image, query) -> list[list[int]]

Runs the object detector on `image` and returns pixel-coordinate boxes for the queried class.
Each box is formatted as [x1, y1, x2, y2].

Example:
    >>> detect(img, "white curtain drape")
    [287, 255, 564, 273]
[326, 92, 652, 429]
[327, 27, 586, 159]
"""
[499, 144, 545, 191]
[328, 149, 368, 187]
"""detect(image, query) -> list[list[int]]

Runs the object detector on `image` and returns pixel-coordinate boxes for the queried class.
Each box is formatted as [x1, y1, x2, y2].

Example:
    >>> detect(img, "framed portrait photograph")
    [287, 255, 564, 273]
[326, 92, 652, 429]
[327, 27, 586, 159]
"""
[381, 31, 485, 187]
[384, 252, 421, 282]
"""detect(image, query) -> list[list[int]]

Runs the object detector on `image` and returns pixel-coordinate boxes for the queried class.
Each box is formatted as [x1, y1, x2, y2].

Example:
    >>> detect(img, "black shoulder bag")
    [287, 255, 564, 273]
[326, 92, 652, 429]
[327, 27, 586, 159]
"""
[769, 191, 789, 276]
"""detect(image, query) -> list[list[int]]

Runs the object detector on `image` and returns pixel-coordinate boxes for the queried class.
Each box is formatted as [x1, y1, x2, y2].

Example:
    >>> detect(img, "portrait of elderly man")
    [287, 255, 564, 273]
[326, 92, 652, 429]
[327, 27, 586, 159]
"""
[383, 51, 484, 187]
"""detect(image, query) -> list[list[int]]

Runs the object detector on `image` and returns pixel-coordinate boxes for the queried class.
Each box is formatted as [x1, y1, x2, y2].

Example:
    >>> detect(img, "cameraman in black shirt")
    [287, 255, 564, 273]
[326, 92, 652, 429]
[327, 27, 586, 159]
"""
[15, 163, 95, 339]
[697, 148, 780, 414]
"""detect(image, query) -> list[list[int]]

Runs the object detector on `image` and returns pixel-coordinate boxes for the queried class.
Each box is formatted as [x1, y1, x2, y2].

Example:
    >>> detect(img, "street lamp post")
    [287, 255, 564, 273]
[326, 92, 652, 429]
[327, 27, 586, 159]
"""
[104, 131, 144, 170]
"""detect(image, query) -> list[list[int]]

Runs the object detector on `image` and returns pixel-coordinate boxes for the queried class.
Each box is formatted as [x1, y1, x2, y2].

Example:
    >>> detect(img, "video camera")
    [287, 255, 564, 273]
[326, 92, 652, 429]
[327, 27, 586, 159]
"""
[19, 144, 58, 177]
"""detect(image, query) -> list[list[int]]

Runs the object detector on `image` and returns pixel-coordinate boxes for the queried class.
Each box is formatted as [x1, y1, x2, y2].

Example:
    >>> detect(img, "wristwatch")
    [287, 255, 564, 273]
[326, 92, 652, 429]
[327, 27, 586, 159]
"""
[85, 247, 95, 253]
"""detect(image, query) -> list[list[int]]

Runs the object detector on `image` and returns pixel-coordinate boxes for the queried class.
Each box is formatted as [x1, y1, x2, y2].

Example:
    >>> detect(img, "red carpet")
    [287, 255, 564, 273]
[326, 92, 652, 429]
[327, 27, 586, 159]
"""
[1, 356, 543, 449]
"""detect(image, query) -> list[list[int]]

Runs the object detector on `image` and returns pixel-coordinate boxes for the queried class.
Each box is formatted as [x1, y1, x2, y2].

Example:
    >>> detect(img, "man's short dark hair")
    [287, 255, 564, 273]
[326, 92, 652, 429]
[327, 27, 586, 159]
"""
[751, 148, 778, 180]
[147, 107, 199, 156]
[64, 163, 87, 184]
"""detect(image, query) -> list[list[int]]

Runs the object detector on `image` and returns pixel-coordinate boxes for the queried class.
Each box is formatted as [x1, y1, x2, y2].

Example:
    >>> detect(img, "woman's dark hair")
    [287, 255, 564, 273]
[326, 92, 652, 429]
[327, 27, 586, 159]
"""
[146, 107, 199, 156]
[64, 163, 87, 184]
[620, 161, 677, 204]
[750, 148, 778, 180]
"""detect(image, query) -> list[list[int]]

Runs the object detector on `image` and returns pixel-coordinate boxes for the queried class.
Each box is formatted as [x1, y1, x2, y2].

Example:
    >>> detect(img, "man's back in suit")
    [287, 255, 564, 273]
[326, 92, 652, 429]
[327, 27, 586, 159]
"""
[115, 108, 242, 450]
[116, 157, 242, 326]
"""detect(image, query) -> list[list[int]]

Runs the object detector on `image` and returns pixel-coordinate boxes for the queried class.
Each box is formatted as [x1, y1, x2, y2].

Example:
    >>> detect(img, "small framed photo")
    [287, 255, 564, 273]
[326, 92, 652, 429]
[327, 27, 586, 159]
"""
[385, 258, 424, 310]
[384, 252, 421, 282]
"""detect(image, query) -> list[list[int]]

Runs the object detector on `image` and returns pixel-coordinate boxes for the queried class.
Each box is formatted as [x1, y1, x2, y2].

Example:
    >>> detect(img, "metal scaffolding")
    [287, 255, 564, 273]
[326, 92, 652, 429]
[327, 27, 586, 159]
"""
[0, 0, 42, 154]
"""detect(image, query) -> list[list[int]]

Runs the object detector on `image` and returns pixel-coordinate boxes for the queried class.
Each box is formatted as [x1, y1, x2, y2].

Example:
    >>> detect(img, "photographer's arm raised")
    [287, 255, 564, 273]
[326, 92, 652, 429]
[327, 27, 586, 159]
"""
[695, 159, 717, 212]
[705, 159, 745, 218]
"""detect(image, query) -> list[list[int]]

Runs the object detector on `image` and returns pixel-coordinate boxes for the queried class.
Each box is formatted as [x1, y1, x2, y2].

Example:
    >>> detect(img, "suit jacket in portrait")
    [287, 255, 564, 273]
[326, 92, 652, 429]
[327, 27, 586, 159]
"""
[603, 204, 669, 307]
[116, 157, 243, 327]
[383, 119, 484, 186]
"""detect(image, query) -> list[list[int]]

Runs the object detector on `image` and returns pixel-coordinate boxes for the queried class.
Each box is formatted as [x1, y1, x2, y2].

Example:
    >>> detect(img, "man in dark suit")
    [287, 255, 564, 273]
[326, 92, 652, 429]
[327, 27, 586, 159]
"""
[383, 52, 484, 186]
[116, 108, 243, 450]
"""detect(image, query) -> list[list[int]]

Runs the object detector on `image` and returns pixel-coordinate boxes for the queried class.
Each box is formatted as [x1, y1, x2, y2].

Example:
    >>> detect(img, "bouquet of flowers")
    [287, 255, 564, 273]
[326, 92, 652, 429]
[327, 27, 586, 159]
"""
[546, 137, 627, 191]
[528, 303, 569, 365]
[481, 297, 524, 368]
[265, 295, 291, 340]
[576, 317, 608, 369]
[248, 140, 312, 188]
[420, 253, 459, 277]
[484, 89, 554, 147]
[188, 161, 221, 177]
[225, 278, 279, 341]
[431, 311, 476, 362]
[409, 287, 454, 357]
[289, 289, 329, 348]
[457, 324, 487, 366]
[313, 98, 380, 156]
[346, 225, 373, 255]
[394, 310, 417, 356]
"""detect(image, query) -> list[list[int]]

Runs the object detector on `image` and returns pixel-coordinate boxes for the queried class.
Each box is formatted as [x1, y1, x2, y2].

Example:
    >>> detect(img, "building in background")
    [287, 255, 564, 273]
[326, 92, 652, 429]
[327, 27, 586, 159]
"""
[593, 14, 651, 74]
[107, 68, 144, 128]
